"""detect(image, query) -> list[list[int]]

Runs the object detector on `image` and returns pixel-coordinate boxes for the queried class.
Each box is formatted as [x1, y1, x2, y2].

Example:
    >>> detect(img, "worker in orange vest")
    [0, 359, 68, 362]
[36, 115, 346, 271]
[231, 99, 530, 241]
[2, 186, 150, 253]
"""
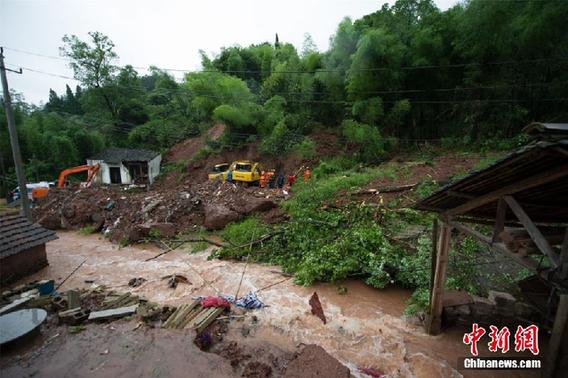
[303, 167, 312, 182]
[260, 171, 268, 188]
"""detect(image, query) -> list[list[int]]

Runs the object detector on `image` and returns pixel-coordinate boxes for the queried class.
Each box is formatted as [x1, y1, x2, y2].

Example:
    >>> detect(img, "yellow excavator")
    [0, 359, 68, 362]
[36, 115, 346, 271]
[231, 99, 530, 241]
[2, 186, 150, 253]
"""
[208, 160, 264, 185]
[228, 161, 263, 184]
[208, 163, 230, 180]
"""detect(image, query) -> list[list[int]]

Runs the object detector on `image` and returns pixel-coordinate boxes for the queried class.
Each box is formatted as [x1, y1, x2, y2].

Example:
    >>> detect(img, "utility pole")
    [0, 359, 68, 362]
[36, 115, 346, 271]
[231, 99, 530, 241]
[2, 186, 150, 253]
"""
[0, 47, 32, 221]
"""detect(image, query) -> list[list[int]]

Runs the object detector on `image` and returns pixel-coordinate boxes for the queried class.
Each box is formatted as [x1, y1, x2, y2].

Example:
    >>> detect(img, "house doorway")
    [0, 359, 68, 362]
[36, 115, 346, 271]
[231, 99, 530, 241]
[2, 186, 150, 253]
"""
[124, 162, 149, 184]
[109, 167, 122, 184]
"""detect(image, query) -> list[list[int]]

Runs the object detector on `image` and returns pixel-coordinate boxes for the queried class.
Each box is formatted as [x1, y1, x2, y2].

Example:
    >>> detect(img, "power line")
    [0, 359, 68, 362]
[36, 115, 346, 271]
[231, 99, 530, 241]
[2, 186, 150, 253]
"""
[10, 64, 568, 105]
[9, 61, 568, 99]
[4, 46, 568, 74]
[3, 47, 68, 61]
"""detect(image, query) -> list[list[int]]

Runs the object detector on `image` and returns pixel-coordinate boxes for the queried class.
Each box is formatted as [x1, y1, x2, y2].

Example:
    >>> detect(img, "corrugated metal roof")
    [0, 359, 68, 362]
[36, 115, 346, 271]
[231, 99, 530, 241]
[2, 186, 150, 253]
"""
[0, 213, 58, 258]
[522, 122, 568, 140]
[88, 148, 160, 163]
[415, 139, 568, 224]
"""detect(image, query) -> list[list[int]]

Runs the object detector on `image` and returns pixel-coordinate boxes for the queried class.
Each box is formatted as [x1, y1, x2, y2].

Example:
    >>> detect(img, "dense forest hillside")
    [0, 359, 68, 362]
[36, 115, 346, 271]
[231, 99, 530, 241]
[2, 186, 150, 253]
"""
[1, 0, 567, 193]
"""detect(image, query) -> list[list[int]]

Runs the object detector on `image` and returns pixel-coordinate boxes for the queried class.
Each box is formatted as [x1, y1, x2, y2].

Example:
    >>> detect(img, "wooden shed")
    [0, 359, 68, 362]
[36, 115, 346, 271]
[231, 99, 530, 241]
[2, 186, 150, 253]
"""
[416, 126, 568, 377]
[0, 211, 58, 284]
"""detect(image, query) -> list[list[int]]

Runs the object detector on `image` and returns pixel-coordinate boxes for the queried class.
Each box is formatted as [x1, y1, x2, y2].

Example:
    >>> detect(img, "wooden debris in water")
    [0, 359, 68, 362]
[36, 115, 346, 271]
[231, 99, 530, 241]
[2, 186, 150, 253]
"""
[163, 299, 226, 333]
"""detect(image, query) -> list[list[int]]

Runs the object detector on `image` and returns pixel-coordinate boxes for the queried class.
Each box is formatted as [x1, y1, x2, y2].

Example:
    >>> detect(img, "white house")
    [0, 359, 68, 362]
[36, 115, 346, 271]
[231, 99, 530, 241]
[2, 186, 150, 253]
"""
[87, 148, 161, 185]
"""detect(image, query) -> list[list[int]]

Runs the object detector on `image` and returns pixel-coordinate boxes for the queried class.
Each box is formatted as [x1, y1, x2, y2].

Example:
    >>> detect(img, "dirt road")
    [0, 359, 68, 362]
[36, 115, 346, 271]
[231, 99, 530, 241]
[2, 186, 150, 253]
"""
[5, 232, 539, 377]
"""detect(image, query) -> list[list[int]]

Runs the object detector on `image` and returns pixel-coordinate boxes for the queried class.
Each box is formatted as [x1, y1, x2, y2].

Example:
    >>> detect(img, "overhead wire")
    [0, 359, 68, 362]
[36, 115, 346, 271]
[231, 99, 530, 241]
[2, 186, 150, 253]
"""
[4, 45, 568, 74]
[7, 64, 568, 105]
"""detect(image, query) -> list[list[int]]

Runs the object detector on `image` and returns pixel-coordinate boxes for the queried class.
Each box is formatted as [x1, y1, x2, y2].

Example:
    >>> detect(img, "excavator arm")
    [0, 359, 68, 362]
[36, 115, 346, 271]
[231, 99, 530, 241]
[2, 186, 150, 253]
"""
[57, 164, 101, 188]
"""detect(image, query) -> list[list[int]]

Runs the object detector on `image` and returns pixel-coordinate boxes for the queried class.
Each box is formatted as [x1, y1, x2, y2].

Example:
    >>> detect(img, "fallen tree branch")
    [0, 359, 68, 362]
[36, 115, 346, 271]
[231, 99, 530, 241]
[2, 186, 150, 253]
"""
[145, 240, 183, 261]
[352, 183, 416, 195]
[171, 237, 227, 248]
[256, 276, 293, 293]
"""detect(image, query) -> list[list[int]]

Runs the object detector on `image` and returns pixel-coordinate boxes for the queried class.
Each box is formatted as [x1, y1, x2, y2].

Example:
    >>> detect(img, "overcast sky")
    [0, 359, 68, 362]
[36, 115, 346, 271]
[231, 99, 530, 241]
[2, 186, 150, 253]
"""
[1, 0, 459, 104]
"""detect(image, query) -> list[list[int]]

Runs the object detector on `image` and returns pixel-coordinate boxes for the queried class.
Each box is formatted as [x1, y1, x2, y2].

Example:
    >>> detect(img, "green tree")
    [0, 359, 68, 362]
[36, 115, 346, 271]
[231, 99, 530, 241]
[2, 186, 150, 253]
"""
[60, 31, 120, 119]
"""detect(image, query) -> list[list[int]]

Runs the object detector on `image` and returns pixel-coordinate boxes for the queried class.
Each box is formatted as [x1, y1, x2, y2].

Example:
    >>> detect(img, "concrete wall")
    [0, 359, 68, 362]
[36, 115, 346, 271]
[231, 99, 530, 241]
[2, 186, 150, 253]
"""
[147, 155, 161, 184]
[0, 244, 48, 284]
[86, 160, 130, 185]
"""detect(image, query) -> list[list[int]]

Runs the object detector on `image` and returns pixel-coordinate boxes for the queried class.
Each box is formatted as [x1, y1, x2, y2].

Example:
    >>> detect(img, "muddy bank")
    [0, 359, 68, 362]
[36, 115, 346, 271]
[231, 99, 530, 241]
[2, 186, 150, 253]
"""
[1, 320, 237, 378]
[159, 129, 341, 186]
[6, 232, 541, 377]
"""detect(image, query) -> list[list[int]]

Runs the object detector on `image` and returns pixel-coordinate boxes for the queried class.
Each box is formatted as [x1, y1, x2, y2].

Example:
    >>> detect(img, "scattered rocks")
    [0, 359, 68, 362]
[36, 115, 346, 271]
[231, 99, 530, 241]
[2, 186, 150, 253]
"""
[33, 179, 283, 243]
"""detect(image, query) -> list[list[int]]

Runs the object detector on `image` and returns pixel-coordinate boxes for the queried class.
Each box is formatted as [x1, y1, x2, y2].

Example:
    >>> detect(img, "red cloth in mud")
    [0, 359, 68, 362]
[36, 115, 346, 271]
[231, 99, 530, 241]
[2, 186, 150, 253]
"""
[201, 296, 231, 309]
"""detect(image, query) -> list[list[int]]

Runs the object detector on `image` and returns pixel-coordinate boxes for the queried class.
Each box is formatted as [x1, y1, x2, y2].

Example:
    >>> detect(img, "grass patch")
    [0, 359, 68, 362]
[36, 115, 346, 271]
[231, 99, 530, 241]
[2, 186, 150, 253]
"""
[79, 225, 97, 235]
[284, 164, 396, 218]
[191, 241, 209, 252]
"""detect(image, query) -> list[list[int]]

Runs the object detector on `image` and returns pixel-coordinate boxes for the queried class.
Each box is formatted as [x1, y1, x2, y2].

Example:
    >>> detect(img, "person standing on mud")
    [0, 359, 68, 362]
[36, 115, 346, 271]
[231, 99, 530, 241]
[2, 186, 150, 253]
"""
[277, 173, 285, 189]
[287, 174, 296, 187]
[268, 173, 276, 189]
[226, 169, 233, 183]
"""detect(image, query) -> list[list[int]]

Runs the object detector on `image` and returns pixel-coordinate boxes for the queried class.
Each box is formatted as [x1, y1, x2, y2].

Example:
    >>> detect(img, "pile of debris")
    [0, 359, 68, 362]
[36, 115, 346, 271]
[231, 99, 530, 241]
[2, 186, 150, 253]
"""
[0, 281, 234, 336]
[33, 180, 283, 243]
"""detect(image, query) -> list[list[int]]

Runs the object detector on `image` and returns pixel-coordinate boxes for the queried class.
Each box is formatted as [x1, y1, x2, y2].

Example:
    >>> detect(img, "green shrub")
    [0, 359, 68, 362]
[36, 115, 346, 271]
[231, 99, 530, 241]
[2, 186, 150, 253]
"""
[341, 119, 386, 163]
[312, 156, 359, 176]
[293, 137, 316, 159]
[215, 217, 271, 260]
[213, 104, 253, 130]
[415, 180, 439, 199]
[259, 119, 294, 156]
[404, 288, 430, 316]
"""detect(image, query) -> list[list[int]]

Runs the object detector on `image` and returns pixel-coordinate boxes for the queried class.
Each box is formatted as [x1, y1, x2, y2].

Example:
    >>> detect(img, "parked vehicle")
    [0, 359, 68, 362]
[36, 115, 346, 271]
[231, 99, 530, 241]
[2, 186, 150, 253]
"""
[10, 182, 54, 202]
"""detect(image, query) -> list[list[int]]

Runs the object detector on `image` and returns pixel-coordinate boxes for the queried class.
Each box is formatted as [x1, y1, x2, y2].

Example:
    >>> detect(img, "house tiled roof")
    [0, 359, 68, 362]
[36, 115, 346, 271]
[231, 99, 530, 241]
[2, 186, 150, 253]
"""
[88, 148, 160, 163]
[0, 213, 58, 258]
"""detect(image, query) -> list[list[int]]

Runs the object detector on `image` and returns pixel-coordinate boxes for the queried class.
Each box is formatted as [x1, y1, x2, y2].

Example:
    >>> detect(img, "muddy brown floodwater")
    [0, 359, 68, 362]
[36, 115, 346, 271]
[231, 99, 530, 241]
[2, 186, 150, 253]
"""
[6, 232, 540, 378]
